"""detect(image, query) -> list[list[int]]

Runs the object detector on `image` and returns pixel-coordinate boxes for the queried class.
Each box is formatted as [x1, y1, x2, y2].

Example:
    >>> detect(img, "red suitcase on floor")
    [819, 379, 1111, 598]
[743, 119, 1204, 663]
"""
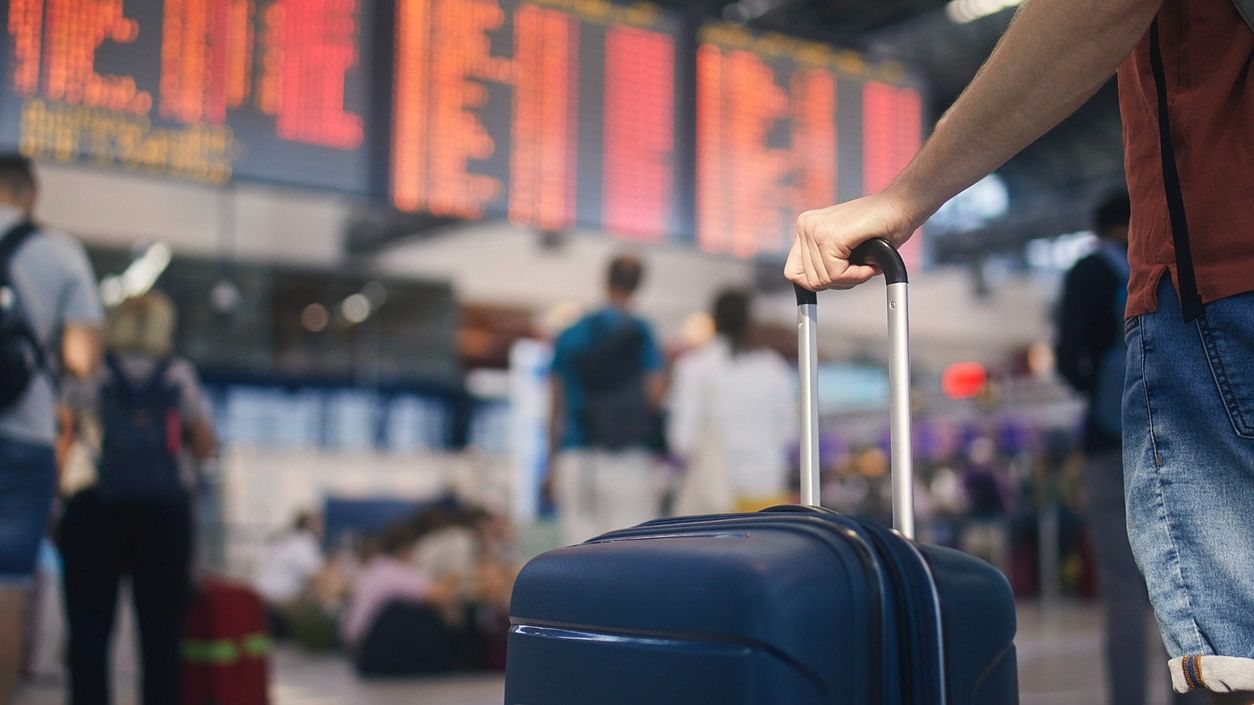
[182, 576, 271, 705]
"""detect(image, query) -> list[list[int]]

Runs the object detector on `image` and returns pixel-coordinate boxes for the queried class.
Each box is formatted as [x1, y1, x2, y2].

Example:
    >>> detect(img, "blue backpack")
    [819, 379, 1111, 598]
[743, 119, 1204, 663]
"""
[96, 354, 186, 502]
[1090, 247, 1130, 439]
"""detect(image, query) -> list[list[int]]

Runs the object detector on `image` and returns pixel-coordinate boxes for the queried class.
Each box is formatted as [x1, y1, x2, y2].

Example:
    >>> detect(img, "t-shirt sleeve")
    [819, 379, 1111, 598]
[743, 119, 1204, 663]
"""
[170, 359, 213, 425]
[57, 240, 104, 326]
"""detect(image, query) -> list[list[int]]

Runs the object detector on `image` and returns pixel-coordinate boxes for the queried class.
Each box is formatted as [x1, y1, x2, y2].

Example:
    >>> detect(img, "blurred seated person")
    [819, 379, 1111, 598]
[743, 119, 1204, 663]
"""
[403, 502, 511, 592]
[343, 503, 518, 675]
[254, 511, 325, 638]
[341, 526, 462, 676]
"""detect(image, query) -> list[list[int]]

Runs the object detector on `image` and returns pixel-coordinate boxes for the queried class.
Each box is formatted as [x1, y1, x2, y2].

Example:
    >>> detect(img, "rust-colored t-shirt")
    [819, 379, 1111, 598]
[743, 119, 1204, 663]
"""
[1117, 1, 1254, 316]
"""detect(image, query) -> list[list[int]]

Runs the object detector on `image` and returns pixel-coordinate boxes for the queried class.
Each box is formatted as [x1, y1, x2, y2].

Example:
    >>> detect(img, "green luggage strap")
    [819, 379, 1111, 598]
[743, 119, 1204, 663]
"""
[183, 632, 272, 664]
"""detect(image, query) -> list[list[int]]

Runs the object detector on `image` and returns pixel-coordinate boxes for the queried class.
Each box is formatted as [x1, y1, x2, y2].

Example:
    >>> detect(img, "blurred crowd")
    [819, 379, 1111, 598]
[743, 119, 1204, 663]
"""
[254, 501, 517, 676]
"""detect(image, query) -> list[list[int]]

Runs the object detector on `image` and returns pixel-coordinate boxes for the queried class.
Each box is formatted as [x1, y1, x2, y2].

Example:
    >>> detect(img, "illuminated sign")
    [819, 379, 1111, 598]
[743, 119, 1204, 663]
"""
[390, 0, 681, 240]
[1, 0, 375, 193]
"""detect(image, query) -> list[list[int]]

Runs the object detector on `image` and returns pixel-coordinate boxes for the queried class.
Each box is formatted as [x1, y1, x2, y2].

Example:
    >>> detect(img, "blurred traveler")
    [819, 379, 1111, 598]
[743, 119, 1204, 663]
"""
[958, 437, 1011, 573]
[667, 289, 796, 514]
[58, 291, 216, 705]
[0, 154, 102, 705]
[786, 1, 1253, 700]
[548, 254, 665, 544]
[341, 527, 461, 676]
[255, 511, 325, 637]
[1059, 193, 1177, 705]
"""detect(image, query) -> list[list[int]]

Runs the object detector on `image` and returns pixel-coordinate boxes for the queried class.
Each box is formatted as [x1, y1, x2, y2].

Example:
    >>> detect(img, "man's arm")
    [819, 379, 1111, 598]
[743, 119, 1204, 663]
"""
[787, 0, 1162, 291]
[60, 324, 101, 379]
[54, 405, 78, 474]
[59, 242, 104, 378]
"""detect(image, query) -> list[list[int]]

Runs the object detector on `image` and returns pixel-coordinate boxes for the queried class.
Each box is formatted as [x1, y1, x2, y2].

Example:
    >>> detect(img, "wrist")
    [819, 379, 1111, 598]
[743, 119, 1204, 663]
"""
[880, 175, 944, 240]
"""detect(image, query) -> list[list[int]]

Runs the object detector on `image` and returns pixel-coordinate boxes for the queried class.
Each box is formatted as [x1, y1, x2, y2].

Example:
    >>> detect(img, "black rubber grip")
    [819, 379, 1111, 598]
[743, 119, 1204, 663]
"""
[794, 284, 817, 306]
[850, 238, 908, 285]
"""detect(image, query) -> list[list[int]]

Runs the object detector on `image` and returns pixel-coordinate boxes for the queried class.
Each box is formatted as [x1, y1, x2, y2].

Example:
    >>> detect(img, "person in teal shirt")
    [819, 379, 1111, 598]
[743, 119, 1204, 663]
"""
[548, 254, 665, 545]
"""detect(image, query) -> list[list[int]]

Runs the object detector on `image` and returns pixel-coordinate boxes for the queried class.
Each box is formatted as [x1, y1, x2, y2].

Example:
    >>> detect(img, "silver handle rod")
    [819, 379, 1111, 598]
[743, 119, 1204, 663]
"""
[797, 301, 821, 507]
[886, 282, 914, 539]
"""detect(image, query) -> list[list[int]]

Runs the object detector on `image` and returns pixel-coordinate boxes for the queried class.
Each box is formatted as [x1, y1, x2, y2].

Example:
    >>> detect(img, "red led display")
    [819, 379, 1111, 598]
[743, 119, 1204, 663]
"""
[390, 0, 679, 238]
[603, 25, 674, 241]
[3, 0, 370, 190]
[863, 81, 923, 269]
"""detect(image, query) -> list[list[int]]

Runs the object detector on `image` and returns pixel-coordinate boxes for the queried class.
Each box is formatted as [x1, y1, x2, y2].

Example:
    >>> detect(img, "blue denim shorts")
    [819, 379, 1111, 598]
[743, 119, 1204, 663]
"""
[0, 435, 57, 585]
[1123, 278, 1254, 694]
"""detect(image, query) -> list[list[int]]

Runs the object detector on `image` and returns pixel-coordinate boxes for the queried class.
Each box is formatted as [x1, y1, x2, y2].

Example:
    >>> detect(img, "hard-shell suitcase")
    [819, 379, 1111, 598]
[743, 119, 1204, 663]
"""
[182, 575, 271, 705]
[505, 239, 1019, 705]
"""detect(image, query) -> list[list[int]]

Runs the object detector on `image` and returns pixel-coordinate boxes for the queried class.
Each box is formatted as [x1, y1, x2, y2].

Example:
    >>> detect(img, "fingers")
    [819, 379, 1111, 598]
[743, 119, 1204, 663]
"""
[784, 241, 808, 288]
[799, 211, 837, 290]
[788, 209, 880, 291]
[836, 264, 878, 289]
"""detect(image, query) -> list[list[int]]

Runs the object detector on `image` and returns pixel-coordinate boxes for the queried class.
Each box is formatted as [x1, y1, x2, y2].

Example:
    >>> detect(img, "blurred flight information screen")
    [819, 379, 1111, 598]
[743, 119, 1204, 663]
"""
[0, 0, 374, 193]
[696, 24, 924, 262]
[390, 0, 680, 241]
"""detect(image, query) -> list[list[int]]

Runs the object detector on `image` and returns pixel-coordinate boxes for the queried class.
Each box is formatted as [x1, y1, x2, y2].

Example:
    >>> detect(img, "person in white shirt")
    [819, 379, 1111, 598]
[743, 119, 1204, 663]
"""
[255, 512, 324, 609]
[668, 289, 797, 514]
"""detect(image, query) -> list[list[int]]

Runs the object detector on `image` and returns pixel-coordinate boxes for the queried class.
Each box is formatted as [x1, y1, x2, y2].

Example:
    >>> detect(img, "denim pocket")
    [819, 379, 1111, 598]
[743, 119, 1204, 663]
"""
[1196, 292, 1254, 439]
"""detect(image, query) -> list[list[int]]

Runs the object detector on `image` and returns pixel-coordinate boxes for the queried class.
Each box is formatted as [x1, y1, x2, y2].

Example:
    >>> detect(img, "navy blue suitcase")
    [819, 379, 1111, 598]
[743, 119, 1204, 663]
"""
[506, 240, 1019, 705]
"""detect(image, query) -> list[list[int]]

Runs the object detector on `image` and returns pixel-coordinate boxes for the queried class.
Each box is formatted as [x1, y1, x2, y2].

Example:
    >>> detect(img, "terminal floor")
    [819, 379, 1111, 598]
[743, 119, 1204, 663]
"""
[17, 601, 1191, 705]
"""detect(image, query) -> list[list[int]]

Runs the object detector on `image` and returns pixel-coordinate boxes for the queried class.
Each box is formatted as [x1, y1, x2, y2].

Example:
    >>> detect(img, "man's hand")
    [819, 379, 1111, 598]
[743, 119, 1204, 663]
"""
[786, 189, 926, 291]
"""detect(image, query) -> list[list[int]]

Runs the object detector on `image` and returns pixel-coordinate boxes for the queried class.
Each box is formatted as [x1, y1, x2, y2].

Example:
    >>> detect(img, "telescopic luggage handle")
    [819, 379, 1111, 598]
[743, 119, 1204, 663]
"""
[794, 238, 914, 539]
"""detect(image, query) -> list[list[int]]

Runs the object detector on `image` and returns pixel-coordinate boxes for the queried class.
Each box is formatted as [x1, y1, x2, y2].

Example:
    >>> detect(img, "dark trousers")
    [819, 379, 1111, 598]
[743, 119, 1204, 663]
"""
[59, 490, 192, 705]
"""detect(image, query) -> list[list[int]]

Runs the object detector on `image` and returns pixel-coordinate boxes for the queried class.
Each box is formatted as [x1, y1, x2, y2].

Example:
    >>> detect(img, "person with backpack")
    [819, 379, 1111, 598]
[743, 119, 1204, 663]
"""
[1057, 192, 1188, 705]
[786, 0, 1253, 700]
[0, 154, 102, 705]
[58, 291, 216, 705]
[548, 254, 666, 545]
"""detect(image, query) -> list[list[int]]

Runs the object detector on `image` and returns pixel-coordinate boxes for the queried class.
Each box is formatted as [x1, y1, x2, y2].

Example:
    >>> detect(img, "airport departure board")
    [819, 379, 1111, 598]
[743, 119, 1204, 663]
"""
[696, 24, 924, 263]
[0, 0, 374, 193]
[390, 0, 680, 241]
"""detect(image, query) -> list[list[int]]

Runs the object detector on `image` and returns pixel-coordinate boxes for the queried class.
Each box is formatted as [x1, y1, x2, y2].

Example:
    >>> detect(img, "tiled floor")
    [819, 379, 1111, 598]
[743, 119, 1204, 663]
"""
[16, 601, 1198, 705]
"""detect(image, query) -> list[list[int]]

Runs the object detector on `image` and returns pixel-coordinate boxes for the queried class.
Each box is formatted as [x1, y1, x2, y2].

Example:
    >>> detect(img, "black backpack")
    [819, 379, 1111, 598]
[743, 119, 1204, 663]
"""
[96, 354, 187, 502]
[0, 222, 48, 413]
[570, 314, 658, 451]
